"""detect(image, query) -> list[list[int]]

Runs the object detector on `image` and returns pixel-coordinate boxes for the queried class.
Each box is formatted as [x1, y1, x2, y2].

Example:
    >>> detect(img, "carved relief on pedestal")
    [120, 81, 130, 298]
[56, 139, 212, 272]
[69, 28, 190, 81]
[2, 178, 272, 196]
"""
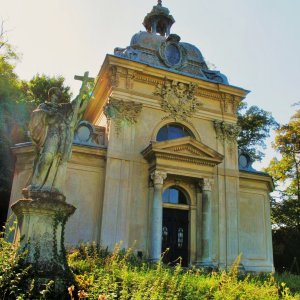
[151, 170, 167, 186]
[154, 79, 201, 121]
[104, 97, 143, 135]
[213, 120, 241, 146]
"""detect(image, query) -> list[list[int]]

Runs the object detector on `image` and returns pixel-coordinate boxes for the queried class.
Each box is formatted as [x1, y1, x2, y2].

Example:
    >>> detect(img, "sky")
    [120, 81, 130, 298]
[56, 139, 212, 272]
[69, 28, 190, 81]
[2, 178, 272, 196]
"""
[1, 0, 300, 169]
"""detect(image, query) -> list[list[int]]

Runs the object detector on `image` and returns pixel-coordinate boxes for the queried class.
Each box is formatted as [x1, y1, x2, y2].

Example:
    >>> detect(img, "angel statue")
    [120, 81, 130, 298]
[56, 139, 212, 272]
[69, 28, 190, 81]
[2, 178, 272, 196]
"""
[26, 72, 94, 195]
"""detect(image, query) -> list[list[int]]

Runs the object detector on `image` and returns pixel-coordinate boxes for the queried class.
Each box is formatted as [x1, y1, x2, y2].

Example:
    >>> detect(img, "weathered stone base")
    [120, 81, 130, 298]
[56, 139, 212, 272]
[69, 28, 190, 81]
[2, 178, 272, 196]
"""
[195, 261, 218, 271]
[196, 261, 245, 273]
[11, 190, 76, 295]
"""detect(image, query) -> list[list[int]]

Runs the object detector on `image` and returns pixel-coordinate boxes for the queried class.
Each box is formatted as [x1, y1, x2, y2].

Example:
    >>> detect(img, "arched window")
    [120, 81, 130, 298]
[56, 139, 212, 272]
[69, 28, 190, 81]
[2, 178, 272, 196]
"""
[162, 187, 188, 204]
[157, 123, 193, 142]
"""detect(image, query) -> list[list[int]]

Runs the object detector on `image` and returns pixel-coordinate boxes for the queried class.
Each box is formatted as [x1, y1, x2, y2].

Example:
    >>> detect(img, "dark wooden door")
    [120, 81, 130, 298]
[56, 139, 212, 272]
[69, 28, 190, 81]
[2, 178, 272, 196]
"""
[162, 208, 189, 266]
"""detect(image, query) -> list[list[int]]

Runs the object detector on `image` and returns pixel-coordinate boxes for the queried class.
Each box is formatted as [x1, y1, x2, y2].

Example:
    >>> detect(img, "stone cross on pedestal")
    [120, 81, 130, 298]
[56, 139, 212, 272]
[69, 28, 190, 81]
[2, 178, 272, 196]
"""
[11, 71, 95, 297]
[74, 71, 95, 85]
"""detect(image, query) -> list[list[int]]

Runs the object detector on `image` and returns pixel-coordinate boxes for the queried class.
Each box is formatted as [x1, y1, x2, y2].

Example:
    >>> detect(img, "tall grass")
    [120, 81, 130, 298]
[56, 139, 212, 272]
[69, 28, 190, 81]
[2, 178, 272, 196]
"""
[1, 228, 299, 300]
[68, 244, 300, 300]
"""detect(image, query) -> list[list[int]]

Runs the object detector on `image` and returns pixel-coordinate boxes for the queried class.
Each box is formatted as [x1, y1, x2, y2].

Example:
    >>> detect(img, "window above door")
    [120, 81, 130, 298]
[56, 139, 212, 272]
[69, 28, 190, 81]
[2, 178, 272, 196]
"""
[157, 123, 194, 142]
[163, 186, 188, 205]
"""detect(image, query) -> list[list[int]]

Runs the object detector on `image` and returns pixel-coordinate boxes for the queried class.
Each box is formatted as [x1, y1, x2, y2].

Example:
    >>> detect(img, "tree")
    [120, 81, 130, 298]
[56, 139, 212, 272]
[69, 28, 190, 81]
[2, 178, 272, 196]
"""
[0, 25, 71, 227]
[237, 103, 278, 161]
[267, 109, 300, 228]
[0, 23, 25, 228]
[266, 108, 300, 273]
[21, 74, 71, 106]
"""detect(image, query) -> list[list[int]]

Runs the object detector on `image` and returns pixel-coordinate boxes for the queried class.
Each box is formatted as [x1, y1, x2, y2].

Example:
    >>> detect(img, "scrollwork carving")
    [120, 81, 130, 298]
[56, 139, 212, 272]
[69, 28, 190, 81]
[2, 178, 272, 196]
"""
[104, 98, 143, 135]
[154, 79, 201, 121]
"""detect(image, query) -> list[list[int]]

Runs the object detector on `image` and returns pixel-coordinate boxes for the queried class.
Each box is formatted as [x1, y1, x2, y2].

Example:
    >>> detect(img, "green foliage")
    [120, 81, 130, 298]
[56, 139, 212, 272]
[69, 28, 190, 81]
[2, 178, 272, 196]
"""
[237, 103, 278, 161]
[0, 228, 38, 299]
[273, 228, 300, 274]
[266, 108, 300, 228]
[0, 29, 27, 195]
[0, 224, 69, 299]
[0, 225, 29, 299]
[266, 108, 300, 273]
[275, 273, 300, 294]
[21, 74, 71, 106]
[67, 245, 300, 300]
[267, 109, 300, 203]
[0, 27, 71, 224]
[2, 240, 300, 299]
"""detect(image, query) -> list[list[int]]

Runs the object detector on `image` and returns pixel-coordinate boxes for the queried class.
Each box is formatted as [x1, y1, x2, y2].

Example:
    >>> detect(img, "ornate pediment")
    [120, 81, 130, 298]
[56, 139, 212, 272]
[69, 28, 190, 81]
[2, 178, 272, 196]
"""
[142, 136, 223, 167]
[163, 144, 207, 156]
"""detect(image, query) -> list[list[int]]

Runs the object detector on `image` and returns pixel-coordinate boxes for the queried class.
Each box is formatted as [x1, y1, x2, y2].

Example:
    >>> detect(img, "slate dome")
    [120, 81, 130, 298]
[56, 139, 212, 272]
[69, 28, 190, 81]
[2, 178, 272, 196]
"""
[114, 1, 228, 85]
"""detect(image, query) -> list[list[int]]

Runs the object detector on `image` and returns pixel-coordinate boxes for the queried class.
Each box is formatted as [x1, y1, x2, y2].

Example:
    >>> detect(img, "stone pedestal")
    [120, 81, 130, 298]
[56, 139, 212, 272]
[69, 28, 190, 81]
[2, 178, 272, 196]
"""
[11, 189, 76, 292]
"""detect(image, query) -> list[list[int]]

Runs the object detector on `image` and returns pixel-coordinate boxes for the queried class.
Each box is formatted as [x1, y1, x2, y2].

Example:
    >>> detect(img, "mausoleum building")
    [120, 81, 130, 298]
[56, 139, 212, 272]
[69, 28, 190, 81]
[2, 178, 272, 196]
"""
[8, 1, 274, 271]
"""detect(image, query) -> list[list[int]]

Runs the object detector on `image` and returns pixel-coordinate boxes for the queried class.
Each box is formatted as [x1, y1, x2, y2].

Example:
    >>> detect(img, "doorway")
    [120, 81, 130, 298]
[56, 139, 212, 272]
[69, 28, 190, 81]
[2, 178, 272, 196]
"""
[161, 186, 189, 266]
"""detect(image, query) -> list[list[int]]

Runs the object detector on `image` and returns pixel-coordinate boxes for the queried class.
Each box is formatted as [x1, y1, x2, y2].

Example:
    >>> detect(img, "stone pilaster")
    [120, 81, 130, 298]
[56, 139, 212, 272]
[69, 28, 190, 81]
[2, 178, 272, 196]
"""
[149, 170, 167, 262]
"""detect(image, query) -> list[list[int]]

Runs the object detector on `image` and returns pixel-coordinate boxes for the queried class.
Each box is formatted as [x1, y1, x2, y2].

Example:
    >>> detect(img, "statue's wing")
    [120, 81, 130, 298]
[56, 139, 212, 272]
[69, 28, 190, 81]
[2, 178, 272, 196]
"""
[28, 106, 48, 149]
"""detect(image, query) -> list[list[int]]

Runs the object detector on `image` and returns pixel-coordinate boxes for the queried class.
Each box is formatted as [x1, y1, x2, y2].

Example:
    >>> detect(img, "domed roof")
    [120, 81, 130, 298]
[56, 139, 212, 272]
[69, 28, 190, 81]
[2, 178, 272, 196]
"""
[180, 42, 205, 64]
[130, 31, 165, 50]
[114, 2, 229, 85]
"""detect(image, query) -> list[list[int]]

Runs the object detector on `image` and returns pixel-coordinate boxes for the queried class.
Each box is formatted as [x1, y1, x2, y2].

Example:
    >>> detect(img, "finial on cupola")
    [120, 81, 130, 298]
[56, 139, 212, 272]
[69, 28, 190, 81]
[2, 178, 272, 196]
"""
[143, 0, 175, 36]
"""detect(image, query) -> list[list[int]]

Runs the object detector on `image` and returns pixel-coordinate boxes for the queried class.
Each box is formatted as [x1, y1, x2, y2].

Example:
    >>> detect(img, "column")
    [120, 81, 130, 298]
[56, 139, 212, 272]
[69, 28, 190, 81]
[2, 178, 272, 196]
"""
[149, 170, 167, 262]
[199, 178, 214, 267]
[195, 185, 202, 262]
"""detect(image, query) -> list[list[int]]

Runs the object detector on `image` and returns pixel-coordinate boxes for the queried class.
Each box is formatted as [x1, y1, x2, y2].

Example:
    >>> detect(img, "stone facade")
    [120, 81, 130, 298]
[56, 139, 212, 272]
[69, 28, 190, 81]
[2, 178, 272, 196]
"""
[8, 2, 274, 272]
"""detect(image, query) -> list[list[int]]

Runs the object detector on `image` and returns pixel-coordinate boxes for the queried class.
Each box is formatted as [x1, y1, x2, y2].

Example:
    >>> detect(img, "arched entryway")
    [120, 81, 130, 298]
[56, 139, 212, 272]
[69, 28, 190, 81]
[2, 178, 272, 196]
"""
[162, 186, 189, 266]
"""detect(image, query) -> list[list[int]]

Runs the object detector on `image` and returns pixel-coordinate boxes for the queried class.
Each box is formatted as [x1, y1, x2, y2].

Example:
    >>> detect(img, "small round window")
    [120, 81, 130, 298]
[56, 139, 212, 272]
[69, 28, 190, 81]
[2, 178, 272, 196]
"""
[157, 124, 193, 142]
[162, 187, 187, 205]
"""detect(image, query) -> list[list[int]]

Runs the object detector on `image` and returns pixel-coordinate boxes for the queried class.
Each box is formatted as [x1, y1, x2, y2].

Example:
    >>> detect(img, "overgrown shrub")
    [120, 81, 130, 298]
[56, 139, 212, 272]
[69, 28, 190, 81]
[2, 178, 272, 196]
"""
[2, 237, 300, 299]
[0, 226, 57, 299]
[0, 226, 34, 299]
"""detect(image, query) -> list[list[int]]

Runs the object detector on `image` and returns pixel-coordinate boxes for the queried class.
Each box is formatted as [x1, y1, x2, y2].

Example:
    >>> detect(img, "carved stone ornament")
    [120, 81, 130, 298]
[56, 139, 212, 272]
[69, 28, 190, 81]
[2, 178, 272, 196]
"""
[159, 34, 185, 69]
[109, 66, 120, 88]
[220, 93, 241, 115]
[154, 79, 201, 121]
[200, 178, 214, 192]
[151, 170, 167, 186]
[213, 120, 241, 145]
[104, 98, 143, 135]
[74, 121, 106, 147]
